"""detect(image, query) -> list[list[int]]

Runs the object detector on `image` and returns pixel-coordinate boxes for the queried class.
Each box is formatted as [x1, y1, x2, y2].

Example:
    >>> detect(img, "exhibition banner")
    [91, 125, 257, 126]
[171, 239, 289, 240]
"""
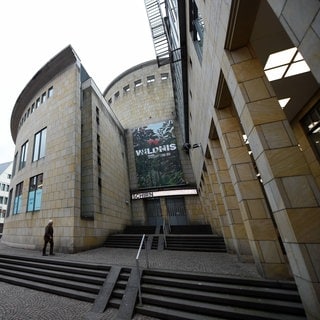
[132, 120, 185, 188]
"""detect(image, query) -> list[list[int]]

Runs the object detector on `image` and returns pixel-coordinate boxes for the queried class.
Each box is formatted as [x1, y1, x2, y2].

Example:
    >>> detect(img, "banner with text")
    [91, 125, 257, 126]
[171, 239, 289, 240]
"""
[132, 120, 185, 188]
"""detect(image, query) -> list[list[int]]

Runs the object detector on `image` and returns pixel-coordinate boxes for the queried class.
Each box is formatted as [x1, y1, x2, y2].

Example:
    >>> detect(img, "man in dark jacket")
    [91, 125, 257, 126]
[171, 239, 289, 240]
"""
[43, 219, 54, 256]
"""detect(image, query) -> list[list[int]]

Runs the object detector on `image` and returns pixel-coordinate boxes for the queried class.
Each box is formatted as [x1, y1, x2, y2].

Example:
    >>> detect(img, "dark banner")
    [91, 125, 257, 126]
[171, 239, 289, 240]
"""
[132, 120, 185, 188]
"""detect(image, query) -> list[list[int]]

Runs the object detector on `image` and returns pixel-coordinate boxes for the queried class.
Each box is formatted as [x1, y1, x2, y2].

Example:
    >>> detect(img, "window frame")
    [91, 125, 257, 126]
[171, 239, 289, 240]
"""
[32, 128, 47, 162]
[19, 141, 29, 170]
[27, 173, 43, 212]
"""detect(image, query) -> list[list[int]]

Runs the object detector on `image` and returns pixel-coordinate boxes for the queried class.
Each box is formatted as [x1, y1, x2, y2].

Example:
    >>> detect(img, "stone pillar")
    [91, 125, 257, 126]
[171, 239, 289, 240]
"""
[213, 100, 290, 278]
[203, 160, 223, 234]
[208, 138, 250, 258]
[227, 46, 320, 318]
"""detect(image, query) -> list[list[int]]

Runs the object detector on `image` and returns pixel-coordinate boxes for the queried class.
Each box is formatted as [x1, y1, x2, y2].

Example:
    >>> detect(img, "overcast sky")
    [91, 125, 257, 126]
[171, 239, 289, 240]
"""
[0, 0, 155, 164]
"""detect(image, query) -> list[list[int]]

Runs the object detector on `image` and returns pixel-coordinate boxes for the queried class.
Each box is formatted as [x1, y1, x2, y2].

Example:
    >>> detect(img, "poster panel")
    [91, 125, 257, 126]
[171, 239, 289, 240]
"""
[132, 120, 185, 188]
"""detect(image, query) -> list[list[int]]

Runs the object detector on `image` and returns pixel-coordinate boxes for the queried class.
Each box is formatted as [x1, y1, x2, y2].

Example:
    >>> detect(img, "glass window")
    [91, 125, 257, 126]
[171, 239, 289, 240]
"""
[189, 0, 204, 61]
[6, 189, 13, 217]
[13, 182, 23, 214]
[147, 75, 155, 83]
[33, 128, 47, 161]
[41, 92, 46, 103]
[19, 141, 28, 170]
[48, 86, 53, 98]
[123, 85, 130, 93]
[134, 79, 142, 87]
[12, 152, 18, 177]
[27, 173, 43, 212]
[161, 73, 169, 80]
[0, 196, 3, 204]
[36, 98, 41, 108]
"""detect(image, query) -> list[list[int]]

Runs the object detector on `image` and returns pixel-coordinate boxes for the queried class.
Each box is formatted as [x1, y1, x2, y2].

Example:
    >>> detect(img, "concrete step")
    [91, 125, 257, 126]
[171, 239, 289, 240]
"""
[0, 273, 97, 302]
[136, 269, 306, 320]
[135, 304, 221, 320]
[142, 275, 300, 301]
[137, 293, 306, 320]
[0, 254, 110, 303]
[141, 283, 304, 315]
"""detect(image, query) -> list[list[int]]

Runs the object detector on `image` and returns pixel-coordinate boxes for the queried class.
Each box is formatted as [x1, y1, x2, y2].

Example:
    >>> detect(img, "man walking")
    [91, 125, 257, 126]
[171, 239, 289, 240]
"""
[43, 219, 54, 256]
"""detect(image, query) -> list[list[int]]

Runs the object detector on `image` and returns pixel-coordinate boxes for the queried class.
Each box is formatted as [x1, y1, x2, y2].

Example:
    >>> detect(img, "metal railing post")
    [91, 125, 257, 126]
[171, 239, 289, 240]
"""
[136, 234, 149, 306]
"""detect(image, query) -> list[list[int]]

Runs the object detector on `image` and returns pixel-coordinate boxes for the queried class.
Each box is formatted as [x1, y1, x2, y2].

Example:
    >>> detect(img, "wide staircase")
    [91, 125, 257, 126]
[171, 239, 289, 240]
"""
[0, 252, 307, 320]
[104, 224, 227, 252]
[0, 253, 109, 302]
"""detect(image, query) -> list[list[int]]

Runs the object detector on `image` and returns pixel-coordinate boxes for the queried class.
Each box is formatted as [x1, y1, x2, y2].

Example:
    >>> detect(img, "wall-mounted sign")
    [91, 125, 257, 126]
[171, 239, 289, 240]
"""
[131, 188, 198, 200]
[132, 120, 185, 188]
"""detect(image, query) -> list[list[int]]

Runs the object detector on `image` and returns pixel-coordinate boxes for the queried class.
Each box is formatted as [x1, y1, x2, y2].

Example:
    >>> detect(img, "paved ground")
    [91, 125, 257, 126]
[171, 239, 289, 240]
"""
[0, 241, 261, 320]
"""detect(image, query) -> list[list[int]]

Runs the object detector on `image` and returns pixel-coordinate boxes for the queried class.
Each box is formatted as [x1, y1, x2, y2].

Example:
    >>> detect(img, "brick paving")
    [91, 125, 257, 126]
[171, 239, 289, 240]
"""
[0, 241, 261, 319]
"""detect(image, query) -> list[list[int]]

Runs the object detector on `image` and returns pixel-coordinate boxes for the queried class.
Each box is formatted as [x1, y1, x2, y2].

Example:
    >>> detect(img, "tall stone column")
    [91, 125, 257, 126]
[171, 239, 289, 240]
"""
[201, 165, 222, 234]
[226, 46, 320, 318]
[208, 138, 251, 259]
[212, 98, 290, 278]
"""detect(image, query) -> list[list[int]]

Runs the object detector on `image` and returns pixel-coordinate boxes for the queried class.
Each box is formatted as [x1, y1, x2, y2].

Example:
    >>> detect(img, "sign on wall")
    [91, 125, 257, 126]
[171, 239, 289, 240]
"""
[132, 120, 185, 188]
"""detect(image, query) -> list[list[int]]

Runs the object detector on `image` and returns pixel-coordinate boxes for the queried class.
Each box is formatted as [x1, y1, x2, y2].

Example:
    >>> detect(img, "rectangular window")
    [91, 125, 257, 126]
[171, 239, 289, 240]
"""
[134, 79, 142, 87]
[161, 73, 169, 80]
[123, 85, 130, 93]
[13, 182, 23, 214]
[190, 0, 204, 61]
[31, 103, 35, 113]
[48, 86, 53, 98]
[36, 98, 41, 108]
[147, 75, 155, 83]
[27, 173, 43, 212]
[41, 92, 46, 103]
[6, 189, 13, 217]
[0, 196, 3, 204]
[12, 152, 18, 177]
[19, 141, 28, 170]
[33, 128, 47, 161]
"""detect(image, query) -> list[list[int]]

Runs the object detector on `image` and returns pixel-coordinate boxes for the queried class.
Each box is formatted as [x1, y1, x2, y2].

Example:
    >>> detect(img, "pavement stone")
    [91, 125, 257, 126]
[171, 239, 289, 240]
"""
[0, 241, 261, 319]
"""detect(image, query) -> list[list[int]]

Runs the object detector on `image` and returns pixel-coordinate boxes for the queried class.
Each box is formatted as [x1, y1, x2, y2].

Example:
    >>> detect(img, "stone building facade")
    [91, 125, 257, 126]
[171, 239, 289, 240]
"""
[104, 61, 202, 227]
[3, 47, 202, 254]
[152, 0, 320, 318]
[3, 46, 131, 253]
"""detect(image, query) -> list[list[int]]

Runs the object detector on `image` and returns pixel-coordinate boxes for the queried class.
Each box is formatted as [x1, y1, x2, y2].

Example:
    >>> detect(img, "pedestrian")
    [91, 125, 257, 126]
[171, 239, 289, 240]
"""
[42, 219, 54, 256]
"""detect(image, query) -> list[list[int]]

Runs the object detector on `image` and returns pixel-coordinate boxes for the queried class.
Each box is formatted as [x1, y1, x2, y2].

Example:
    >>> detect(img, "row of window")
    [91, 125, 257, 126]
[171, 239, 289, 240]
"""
[8, 173, 43, 215]
[13, 127, 47, 176]
[0, 183, 10, 192]
[0, 196, 8, 205]
[108, 73, 169, 105]
[18, 86, 53, 131]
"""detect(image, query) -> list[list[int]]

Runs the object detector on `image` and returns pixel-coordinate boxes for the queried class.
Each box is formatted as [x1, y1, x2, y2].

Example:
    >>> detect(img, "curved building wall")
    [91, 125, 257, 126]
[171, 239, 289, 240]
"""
[4, 46, 131, 253]
[104, 61, 205, 226]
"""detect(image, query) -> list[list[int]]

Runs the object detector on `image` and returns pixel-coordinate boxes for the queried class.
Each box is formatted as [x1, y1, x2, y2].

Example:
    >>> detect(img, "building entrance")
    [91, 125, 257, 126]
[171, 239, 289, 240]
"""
[145, 199, 162, 226]
[166, 197, 187, 225]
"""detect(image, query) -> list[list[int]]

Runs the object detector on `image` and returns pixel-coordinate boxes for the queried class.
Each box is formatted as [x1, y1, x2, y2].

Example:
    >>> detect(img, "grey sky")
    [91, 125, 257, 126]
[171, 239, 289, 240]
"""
[0, 0, 155, 163]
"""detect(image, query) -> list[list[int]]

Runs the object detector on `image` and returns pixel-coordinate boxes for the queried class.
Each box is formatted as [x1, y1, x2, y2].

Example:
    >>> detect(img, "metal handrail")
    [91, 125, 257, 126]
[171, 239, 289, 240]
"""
[162, 219, 167, 248]
[136, 234, 149, 306]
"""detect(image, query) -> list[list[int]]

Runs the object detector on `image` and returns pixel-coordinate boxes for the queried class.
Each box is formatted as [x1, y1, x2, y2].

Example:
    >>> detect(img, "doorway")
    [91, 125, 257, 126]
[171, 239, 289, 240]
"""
[145, 199, 162, 226]
[166, 197, 187, 225]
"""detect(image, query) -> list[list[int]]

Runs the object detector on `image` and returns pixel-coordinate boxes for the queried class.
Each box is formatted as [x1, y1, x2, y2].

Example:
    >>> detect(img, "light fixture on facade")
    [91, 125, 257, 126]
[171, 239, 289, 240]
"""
[183, 142, 202, 151]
